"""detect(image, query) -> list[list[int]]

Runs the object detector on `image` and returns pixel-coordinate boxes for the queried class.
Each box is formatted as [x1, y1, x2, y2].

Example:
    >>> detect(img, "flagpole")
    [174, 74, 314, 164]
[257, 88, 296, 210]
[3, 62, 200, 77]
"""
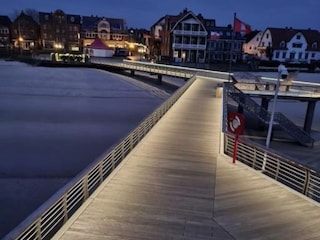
[228, 12, 236, 81]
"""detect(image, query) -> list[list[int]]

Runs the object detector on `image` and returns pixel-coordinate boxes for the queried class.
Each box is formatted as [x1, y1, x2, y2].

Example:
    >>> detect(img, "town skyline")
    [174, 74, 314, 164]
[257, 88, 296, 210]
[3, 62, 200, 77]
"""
[0, 0, 319, 31]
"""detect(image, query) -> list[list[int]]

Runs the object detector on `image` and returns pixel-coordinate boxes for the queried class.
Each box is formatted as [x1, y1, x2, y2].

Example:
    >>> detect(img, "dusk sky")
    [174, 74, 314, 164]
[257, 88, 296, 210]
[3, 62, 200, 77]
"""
[1, 0, 319, 31]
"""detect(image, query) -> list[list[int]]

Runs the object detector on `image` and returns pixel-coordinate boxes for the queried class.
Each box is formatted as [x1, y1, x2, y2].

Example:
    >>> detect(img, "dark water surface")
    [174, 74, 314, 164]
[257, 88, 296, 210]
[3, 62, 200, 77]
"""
[0, 60, 168, 237]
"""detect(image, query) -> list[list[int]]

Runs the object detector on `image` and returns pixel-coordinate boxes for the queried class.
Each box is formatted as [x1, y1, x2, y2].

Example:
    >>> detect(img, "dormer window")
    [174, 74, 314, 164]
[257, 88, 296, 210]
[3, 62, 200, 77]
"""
[312, 42, 318, 49]
[280, 41, 286, 48]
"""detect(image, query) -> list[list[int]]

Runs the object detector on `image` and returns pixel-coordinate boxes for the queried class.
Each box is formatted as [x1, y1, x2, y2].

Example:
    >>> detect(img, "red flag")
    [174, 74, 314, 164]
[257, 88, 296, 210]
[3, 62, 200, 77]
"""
[234, 17, 251, 34]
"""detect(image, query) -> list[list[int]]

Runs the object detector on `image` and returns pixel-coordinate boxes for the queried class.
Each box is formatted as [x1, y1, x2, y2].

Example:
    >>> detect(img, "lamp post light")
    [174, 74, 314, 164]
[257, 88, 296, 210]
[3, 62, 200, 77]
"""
[18, 37, 23, 55]
[266, 72, 281, 148]
[138, 44, 145, 61]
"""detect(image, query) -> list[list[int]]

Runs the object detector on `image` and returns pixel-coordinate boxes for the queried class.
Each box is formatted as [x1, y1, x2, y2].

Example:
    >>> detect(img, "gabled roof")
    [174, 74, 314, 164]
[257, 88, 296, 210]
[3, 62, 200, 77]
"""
[89, 37, 112, 49]
[265, 28, 320, 51]
[170, 10, 207, 33]
[82, 16, 125, 32]
[0, 15, 11, 27]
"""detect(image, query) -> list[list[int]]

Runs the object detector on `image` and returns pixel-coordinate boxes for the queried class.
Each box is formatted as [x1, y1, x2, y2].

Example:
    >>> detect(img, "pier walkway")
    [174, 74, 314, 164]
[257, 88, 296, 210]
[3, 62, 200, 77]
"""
[52, 77, 320, 240]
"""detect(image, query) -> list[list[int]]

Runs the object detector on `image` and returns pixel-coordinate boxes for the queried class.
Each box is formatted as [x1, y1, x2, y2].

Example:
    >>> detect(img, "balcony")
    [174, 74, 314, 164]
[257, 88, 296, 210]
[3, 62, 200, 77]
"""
[172, 43, 206, 50]
[173, 30, 207, 36]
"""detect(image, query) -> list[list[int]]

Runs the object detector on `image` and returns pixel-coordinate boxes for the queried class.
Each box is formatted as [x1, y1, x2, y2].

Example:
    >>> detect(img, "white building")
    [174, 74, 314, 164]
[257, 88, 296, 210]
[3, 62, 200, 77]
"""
[150, 9, 208, 63]
[246, 28, 320, 63]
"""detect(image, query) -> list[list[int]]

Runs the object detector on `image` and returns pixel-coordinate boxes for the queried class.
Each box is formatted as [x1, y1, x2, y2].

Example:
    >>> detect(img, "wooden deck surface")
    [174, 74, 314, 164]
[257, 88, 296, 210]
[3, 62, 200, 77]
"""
[53, 78, 320, 240]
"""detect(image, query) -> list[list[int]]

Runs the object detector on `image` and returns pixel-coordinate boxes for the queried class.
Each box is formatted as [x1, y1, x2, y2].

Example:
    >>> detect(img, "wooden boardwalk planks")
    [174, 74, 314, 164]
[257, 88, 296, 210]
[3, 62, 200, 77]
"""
[54, 78, 320, 240]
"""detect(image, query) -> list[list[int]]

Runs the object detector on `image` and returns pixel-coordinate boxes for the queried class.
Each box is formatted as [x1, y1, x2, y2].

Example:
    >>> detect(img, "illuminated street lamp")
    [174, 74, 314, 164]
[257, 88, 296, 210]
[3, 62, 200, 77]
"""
[18, 36, 23, 55]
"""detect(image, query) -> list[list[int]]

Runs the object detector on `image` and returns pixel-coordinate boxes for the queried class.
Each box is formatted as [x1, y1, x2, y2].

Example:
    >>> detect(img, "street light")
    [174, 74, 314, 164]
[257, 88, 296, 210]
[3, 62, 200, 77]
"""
[18, 37, 23, 55]
[266, 72, 281, 148]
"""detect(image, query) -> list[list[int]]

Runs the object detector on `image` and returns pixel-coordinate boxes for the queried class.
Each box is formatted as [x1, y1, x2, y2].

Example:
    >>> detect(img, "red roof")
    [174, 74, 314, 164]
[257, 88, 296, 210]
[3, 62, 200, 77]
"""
[89, 37, 112, 49]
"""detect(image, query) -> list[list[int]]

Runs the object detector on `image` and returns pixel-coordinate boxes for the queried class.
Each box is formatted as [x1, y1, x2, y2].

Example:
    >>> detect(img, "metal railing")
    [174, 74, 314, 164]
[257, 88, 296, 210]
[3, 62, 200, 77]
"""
[4, 63, 320, 240]
[223, 134, 320, 203]
[222, 85, 320, 202]
[3, 75, 197, 240]
[225, 82, 315, 146]
[91, 58, 231, 81]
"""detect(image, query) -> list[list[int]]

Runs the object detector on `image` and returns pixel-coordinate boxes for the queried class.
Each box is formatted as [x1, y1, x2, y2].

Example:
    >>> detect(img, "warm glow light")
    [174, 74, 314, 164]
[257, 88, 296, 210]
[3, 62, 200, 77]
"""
[54, 43, 63, 49]
[18, 37, 23, 42]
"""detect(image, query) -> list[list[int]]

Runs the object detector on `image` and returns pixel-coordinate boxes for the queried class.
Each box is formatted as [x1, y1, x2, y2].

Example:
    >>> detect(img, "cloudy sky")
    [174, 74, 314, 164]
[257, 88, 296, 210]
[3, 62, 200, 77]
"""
[1, 0, 319, 31]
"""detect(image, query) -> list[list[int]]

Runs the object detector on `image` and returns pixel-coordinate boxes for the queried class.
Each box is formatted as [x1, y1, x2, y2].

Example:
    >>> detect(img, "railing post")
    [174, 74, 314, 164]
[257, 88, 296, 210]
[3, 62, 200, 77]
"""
[99, 161, 104, 184]
[261, 152, 267, 172]
[303, 170, 311, 195]
[36, 218, 42, 239]
[63, 195, 68, 224]
[83, 176, 89, 201]
[112, 151, 115, 170]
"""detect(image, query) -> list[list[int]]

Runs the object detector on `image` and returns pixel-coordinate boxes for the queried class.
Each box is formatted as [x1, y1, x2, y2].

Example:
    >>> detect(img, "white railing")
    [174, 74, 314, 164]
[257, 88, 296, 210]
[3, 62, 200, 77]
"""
[3, 75, 197, 240]
[4, 61, 320, 240]
[172, 43, 206, 50]
[172, 30, 208, 36]
[224, 134, 320, 202]
[91, 58, 231, 82]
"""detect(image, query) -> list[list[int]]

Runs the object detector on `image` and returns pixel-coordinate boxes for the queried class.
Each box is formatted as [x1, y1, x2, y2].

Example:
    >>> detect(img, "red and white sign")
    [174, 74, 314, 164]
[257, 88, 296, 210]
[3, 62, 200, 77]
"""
[228, 112, 245, 164]
[228, 112, 245, 135]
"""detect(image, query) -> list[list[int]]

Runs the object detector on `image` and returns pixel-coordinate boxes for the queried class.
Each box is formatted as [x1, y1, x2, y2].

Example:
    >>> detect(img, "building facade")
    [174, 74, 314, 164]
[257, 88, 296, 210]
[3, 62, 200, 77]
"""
[0, 15, 11, 54]
[11, 11, 39, 53]
[150, 9, 208, 63]
[206, 25, 246, 63]
[81, 16, 128, 52]
[245, 28, 320, 64]
[39, 10, 81, 52]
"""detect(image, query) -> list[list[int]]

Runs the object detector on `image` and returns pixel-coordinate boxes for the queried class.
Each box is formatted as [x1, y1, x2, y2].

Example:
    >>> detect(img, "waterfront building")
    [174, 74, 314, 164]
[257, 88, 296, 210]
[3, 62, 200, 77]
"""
[81, 16, 128, 52]
[0, 15, 11, 55]
[242, 31, 263, 57]
[246, 27, 320, 63]
[39, 10, 81, 53]
[11, 11, 39, 54]
[206, 24, 247, 63]
[150, 9, 208, 63]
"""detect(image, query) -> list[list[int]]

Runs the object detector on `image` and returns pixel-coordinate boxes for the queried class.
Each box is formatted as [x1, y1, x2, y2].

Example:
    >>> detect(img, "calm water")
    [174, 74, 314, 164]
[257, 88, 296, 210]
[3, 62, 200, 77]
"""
[0, 60, 168, 237]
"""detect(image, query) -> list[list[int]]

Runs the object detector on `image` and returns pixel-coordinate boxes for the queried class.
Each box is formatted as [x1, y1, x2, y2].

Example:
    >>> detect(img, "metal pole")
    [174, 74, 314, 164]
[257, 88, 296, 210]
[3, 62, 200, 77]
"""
[266, 72, 281, 148]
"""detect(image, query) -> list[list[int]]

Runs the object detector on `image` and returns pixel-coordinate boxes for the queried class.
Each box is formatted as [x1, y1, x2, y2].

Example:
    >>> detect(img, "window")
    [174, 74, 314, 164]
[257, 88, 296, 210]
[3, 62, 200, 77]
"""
[292, 43, 302, 48]
[296, 34, 301, 40]
[282, 52, 286, 58]
[289, 52, 295, 59]
[280, 41, 286, 48]
[275, 51, 280, 58]
[312, 42, 318, 49]
[305, 52, 309, 59]
[183, 24, 191, 31]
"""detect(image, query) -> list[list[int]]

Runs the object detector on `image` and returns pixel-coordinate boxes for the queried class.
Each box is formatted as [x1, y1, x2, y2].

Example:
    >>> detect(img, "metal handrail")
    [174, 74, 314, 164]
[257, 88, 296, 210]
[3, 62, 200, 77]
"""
[4, 63, 320, 240]
[3, 75, 197, 240]
[222, 85, 320, 202]
[223, 134, 320, 202]
[225, 82, 314, 146]
[91, 58, 231, 81]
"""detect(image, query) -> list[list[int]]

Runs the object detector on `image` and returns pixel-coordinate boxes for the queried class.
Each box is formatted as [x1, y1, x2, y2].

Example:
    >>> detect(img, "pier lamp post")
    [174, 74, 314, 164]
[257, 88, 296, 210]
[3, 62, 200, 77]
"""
[266, 72, 281, 148]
